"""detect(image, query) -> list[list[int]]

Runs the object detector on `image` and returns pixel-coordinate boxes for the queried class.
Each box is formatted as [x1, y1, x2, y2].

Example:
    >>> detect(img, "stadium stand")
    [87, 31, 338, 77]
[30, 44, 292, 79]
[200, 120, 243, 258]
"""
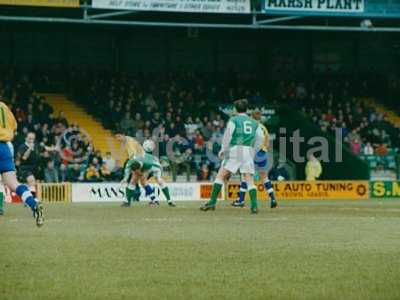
[0, 69, 124, 183]
[1, 65, 399, 181]
[68, 70, 267, 179]
[290, 78, 400, 180]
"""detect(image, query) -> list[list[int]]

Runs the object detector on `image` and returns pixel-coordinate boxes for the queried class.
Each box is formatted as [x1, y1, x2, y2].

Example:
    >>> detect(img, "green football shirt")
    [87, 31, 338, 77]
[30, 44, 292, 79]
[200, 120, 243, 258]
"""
[229, 114, 259, 147]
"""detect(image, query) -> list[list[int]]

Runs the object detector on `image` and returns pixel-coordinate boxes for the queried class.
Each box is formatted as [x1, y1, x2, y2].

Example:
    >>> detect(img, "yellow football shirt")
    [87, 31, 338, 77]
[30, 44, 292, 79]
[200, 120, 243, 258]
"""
[259, 123, 269, 152]
[125, 136, 144, 158]
[0, 101, 17, 142]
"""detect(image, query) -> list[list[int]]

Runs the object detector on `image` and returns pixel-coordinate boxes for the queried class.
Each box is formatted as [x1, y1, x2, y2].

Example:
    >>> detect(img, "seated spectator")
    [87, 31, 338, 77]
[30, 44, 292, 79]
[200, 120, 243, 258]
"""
[85, 163, 101, 182]
[350, 138, 361, 155]
[269, 162, 290, 181]
[59, 164, 67, 182]
[170, 140, 192, 181]
[44, 161, 59, 183]
[375, 144, 388, 156]
[103, 151, 116, 173]
[363, 142, 374, 155]
[120, 112, 135, 136]
[197, 164, 211, 181]
[100, 162, 112, 181]
[55, 111, 68, 127]
[67, 163, 82, 182]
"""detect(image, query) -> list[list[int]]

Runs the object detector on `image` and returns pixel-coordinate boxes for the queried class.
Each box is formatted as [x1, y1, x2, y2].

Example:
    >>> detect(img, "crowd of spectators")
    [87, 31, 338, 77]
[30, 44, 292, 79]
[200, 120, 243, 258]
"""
[0, 69, 122, 183]
[275, 78, 400, 157]
[70, 70, 265, 178]
[2, 68, 399, 182]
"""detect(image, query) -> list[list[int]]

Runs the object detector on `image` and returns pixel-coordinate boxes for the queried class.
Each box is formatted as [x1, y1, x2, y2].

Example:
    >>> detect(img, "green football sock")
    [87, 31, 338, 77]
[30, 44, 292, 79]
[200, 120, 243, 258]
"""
[0, 192, 3, 213]
[126, 187, 135, 204]
[249, 188, 258, 210]
[133, 185, 141, 201]
[162, 187, 171, 202]
[208, 183, 222, 206]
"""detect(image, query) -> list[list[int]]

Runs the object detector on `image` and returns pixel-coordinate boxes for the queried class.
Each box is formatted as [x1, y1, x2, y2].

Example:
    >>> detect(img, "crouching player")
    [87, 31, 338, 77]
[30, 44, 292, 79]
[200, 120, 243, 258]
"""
[114, 131, 145, 207]
[200, 99, 264, 214]
[0, 100, 44, 226]
[232, 109, 277, 208]
[122, 150, 176, 207]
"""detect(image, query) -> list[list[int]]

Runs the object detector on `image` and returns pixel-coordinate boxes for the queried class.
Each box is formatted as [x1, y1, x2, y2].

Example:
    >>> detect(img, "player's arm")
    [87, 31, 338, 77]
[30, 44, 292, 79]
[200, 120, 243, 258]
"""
[4, 103, 17, 132]
[18, 144, 32, 161]
[220, 120, 235, 159]
[0, 102, 17, 142]
[122, 159, 135, 183]
[316, 161, 322, 178]
[122, 157, 143, 182]
[263, 126, 270, 151]
[254, 126, 264, 153]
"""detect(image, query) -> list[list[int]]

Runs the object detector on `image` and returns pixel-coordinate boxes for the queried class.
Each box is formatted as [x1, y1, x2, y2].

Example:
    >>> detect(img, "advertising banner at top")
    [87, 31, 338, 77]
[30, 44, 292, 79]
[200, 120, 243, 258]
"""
[0, 0, 79, 7]
[92, 0, 251, 14]
[264, 0, 364, 14]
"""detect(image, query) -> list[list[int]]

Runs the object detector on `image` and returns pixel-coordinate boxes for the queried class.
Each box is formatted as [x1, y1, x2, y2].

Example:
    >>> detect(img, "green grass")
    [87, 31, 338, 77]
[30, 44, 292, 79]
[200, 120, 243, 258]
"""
[1, 200, 400, 300]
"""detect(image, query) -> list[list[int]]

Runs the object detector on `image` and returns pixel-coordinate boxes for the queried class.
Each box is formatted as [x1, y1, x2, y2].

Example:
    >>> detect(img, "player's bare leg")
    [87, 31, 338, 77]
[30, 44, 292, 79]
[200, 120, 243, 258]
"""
[0, 190, 4, 215]
[232, 174, 246, 208]
[26, 174, 37, 197]
[156, 177, 176, 207]
[139, 174, 159, 205]
[121, 171, 140, 207]
[200, 167, 231, 211]
[242, 173, 258, 214]
[2, 171, 44, 227]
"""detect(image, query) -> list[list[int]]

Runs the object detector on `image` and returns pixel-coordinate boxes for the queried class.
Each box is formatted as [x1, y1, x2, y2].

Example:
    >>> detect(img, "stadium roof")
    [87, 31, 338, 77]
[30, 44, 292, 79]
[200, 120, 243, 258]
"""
[1, 2, 400, 32]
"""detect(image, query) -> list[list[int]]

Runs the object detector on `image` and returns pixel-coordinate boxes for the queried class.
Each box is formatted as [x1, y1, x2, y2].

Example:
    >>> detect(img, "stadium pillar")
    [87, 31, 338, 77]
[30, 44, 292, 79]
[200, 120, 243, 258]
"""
[9, 30, 14, 65]
[213, 38, 218, 81]
[353, 33, 359, 80]
[165, 31, 171, 73]
[113, 35, 119, 72]
[307, 33, 313, 84]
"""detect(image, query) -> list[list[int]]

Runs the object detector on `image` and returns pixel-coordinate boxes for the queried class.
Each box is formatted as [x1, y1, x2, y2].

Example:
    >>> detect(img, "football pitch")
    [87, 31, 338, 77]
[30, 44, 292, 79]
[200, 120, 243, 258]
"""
[1, 200, 400, 300]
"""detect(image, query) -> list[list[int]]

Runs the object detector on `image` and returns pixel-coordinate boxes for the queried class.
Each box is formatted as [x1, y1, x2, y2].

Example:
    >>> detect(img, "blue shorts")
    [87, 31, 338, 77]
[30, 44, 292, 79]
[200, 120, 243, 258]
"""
[0, 142, 16, 174]
[254, 150, 268, 170]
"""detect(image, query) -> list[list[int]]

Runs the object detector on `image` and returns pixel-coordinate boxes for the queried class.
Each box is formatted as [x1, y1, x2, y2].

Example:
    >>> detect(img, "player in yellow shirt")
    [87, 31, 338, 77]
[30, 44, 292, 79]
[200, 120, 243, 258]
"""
[114, 131, 144, 206]
[0, 101, 44, 226]
[114, 132, 145, 159]
[232, 109, 278, 208]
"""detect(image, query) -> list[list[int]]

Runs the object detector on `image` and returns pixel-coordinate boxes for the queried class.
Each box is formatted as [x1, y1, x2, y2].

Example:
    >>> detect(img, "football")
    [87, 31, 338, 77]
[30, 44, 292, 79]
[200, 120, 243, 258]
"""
[143, 139, 155, 152]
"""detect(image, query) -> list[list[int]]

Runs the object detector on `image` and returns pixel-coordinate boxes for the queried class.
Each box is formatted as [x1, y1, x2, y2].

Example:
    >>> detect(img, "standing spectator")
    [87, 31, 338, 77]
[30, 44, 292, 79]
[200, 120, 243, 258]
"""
[17, 132, 39, 187]
[305, 154, 322, 181]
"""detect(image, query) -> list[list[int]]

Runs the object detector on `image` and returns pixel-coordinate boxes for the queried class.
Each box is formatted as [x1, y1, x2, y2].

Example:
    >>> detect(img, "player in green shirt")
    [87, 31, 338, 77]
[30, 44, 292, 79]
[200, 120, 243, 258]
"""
[200, 99, 264, 214]
[122, 150, 176, 207]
